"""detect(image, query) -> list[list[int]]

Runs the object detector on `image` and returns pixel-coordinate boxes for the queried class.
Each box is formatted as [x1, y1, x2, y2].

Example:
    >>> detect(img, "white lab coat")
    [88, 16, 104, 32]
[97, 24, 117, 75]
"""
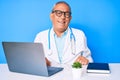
[34, 27, 93, 66]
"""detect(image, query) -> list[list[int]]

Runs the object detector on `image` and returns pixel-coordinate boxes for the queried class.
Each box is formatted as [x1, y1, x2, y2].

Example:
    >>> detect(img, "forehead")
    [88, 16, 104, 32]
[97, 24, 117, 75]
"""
[53, 3, 70, 11]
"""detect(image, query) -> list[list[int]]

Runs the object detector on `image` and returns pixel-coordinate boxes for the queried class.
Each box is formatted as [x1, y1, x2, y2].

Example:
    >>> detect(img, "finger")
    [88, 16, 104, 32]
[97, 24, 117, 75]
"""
[45, 58, 51, 66]
[76, 56, 89, 65]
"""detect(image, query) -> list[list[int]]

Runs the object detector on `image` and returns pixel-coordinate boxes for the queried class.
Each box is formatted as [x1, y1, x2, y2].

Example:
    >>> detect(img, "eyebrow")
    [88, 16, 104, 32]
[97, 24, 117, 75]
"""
[52, 10, 71, 13]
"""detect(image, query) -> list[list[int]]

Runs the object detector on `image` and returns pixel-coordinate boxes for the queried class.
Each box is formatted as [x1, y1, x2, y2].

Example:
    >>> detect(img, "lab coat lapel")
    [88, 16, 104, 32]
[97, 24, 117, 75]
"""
[62, 28, 71, 57]
[49, 28, 60, 63]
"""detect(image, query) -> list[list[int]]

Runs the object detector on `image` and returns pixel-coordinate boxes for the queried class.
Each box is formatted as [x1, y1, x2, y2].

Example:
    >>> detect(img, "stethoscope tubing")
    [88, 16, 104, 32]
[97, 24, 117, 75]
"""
[48, 27, 76, 55]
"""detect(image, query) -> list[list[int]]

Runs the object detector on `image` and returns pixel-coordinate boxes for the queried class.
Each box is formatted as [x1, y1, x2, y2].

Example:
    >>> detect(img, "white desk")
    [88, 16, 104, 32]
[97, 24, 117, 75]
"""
[0, 63, 120, 80]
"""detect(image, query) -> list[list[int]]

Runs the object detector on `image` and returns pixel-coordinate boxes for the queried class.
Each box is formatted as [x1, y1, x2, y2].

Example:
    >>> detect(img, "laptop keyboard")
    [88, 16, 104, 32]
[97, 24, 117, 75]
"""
[47, 66, 63, 76]
[47, 66, 59, 72]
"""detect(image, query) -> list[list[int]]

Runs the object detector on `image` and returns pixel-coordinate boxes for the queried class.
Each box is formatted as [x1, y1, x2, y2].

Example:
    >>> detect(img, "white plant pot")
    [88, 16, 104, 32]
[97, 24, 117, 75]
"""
[72, 68, 83, 80]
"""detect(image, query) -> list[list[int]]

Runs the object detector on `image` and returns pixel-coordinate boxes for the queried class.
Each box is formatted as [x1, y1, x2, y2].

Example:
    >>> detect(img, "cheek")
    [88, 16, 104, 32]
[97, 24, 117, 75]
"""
[66, 20, 70, 25]
[53, 19, 58, 25]
[51, 17, 56, 24]
[52, 18, 59, 27]
[52, 16, 58, 23]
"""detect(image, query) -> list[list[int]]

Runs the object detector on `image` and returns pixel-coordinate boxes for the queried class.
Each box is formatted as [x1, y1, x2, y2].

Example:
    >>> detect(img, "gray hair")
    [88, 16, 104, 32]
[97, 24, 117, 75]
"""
[52, 1, 71, 12]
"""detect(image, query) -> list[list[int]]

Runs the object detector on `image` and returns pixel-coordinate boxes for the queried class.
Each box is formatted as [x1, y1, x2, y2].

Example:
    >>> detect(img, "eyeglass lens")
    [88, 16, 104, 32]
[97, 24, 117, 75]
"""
[52, 10, 71, 18]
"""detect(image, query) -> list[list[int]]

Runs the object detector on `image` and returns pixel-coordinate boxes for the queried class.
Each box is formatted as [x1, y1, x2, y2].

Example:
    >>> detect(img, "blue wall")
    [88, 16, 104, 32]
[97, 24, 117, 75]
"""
[0, 0, 120, 63]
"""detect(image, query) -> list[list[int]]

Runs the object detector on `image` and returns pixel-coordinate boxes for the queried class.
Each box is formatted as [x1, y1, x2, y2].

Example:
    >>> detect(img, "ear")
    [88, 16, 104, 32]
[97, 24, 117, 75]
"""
[50, 13, 53, 21]
[69, 16, 72, 21]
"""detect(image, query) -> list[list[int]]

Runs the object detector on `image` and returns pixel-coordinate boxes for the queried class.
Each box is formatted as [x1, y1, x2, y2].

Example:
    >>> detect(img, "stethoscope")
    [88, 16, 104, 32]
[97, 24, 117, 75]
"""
[48, 27, 76, 56]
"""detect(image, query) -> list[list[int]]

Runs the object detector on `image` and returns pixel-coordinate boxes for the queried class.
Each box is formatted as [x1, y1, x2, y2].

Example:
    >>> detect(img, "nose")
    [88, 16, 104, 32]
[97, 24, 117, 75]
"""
[61, 13, 65, 19]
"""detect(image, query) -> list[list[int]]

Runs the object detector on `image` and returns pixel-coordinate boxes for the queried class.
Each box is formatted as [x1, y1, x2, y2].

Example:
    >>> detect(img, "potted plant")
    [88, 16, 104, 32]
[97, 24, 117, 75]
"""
[72, 62, 83, 80]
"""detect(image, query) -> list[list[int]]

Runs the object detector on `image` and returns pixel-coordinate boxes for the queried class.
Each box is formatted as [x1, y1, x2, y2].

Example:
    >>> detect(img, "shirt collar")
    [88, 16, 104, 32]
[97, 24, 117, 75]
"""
[53, 28, 68, 38]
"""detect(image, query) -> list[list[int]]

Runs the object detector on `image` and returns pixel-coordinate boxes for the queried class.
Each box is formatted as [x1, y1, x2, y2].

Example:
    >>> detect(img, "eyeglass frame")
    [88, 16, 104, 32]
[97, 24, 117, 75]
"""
[52, 10, 71, 18]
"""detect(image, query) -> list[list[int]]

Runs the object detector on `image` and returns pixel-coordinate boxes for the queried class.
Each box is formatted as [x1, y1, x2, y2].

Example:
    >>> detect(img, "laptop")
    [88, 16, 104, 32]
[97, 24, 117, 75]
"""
[2, 42, 63, 77]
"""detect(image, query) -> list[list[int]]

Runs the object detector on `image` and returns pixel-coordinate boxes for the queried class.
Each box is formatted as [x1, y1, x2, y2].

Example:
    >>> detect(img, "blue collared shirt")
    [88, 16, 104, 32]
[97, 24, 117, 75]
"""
[54, 30, 68, 63]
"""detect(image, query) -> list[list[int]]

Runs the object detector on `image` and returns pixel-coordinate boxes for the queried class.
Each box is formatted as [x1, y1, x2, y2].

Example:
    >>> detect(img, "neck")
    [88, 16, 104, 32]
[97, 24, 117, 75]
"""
[55, 31, 64, 37]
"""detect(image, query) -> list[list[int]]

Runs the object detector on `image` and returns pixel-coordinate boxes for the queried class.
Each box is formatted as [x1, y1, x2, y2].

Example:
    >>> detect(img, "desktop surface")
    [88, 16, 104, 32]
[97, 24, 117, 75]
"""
[0, 63, 120, 80]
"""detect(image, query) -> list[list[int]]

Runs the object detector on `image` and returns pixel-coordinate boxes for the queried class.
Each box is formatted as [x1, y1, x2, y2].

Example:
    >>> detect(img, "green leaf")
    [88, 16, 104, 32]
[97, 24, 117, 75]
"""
[72, 62, 82, 68]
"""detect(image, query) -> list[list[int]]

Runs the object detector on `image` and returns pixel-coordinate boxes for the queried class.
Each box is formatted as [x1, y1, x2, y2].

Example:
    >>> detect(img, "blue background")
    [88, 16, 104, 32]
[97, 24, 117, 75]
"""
[0, 0, 120, 63]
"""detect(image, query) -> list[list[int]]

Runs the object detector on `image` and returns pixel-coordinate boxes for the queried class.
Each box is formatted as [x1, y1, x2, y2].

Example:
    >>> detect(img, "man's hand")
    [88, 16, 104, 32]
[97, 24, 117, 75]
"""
[75, 56, 89, 65]
[45, 58, 51, 66]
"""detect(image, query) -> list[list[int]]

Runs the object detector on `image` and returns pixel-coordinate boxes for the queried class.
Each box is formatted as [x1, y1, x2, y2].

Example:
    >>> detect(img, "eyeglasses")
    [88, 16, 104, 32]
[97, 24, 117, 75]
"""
[52, 10, 71, 18]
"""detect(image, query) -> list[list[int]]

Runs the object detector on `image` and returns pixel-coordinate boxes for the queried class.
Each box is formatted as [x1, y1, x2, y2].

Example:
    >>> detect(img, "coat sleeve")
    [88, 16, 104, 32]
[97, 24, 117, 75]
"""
[72, 28, 93, 63]
[82, 33, 93, 62]
[34, 33, 41, 42]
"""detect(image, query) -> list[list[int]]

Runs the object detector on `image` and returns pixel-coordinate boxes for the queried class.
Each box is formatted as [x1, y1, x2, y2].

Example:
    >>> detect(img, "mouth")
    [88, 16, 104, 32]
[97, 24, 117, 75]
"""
[57, 20, 65, 25]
